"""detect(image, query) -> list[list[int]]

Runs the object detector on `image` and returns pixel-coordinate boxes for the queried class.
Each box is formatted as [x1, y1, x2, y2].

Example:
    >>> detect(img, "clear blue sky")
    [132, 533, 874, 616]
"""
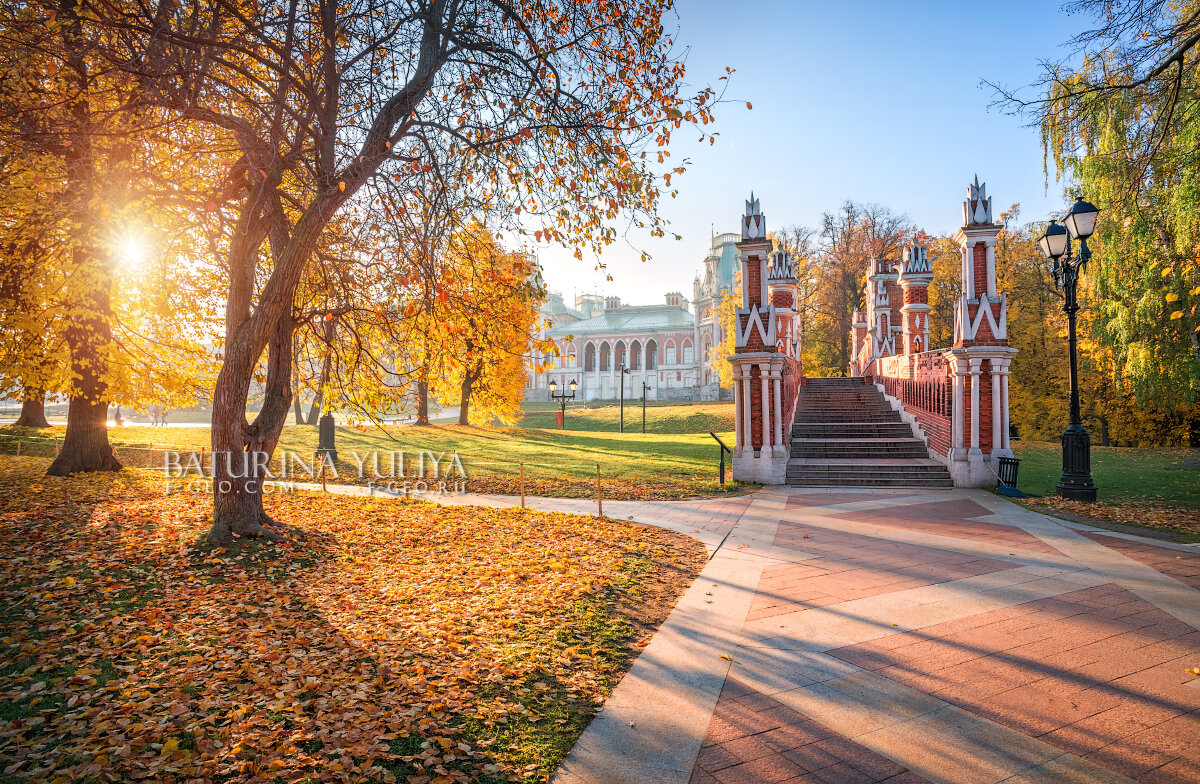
[535, 0, 1083, 306]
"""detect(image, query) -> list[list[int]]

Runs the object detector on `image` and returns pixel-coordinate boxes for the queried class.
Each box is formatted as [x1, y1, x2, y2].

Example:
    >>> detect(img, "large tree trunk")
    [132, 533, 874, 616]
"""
[415, 379, 430, 425]
[46, 396, 118, 474]
[210, 313, 293, 543]
[14, 389, 50, 428]
[458, 378, 472, 425]
[46, 0, 120, 476]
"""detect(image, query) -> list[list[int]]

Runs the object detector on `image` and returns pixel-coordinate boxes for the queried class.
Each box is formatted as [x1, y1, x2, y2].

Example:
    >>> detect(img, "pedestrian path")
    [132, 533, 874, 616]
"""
[294, 480, 1200, 783]
[541, 487, 1200, 784]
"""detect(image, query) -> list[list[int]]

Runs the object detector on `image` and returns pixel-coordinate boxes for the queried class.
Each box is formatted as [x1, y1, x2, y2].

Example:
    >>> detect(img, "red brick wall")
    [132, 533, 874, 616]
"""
[746, 256, 762, 308]
[877, 354, 953, 459]
[738, 313, 766, 351]
[771, 289, 793, 309]
[903, 285, 927, 306]
[972, 242, 987, 299]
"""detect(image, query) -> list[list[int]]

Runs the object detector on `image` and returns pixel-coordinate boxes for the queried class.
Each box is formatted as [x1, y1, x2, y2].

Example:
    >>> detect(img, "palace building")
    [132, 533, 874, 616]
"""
[525, 232, 740, 402]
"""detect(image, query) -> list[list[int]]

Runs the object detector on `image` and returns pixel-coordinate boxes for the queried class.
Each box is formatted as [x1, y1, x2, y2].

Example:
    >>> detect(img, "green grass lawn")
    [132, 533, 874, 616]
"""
[0, 401, 740, 499]
[518, 401, 733, 434]
[1012, 440, 1200, 508]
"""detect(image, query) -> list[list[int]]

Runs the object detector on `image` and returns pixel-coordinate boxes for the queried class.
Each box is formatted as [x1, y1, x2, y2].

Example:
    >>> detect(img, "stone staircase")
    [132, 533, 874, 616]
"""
[786, 377, 954, 487]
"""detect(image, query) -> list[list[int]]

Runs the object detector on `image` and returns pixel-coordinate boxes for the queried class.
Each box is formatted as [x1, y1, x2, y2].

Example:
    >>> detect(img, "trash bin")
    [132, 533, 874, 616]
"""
[997, 456, 1021, 488]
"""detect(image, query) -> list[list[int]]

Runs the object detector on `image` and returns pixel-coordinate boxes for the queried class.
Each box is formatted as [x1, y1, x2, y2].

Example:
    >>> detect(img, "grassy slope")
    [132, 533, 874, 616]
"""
[0, 402, 739, 499]
[1012, 440, 1199, 508]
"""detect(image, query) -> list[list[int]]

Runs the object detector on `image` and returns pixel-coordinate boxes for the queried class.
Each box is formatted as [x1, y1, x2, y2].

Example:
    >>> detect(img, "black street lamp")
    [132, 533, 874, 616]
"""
[548, 378, 577, 430]
[641, 381, 652, 434]
[1037, 196, 1101, 502]
[618, 363, 631, 433]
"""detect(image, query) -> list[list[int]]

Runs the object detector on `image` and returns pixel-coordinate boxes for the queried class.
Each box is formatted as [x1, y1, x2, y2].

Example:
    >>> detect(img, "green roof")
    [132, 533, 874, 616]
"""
[546, 305, 693, 337]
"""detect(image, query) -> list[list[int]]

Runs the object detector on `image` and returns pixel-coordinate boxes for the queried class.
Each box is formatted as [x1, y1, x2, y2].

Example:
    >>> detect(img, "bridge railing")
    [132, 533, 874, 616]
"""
[875, 351, 954, 458]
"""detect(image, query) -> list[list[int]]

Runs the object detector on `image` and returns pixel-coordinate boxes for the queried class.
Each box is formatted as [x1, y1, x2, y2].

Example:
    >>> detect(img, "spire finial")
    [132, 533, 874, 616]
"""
[742, 191, 764, 239]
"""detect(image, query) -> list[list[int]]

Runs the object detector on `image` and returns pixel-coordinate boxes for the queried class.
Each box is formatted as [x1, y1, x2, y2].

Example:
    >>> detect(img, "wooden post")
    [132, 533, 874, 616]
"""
[520, 462, 526, 508]
[595, 462, 602, 517]
[15, 440, 20, 457]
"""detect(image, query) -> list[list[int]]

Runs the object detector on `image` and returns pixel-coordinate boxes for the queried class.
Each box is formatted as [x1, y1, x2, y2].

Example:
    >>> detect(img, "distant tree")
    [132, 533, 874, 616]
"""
[812, 202, 911, 374]
[434, 223, 548, 426]
[711, 269, 741, 388]
[992, 0, 1200, 434]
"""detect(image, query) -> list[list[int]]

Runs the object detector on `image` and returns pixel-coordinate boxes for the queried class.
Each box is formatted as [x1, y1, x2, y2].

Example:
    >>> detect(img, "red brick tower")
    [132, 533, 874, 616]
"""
[945, 176, 1018, 485]
[731, 194, 799, 482]
[897, 244, 933, 355]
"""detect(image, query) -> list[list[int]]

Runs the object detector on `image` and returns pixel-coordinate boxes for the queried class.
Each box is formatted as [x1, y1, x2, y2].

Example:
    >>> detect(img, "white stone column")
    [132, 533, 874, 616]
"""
[759, 362, 771, 452]
[742, 369, 754, 454]
[990, 358, 1002, 456]
[951, 358, 965, 458]
[1000, 362, 1012, 451]
[969, 357, 983, 455]
[985, 238, 997, 298]
[732, 365, 743, 457]
[961, 245, 973, 300]
[772, 368, 783, 455]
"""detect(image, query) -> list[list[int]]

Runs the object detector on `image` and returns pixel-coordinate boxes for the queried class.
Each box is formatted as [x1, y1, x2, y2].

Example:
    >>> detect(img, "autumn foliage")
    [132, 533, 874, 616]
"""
[0, 457, 705, 782]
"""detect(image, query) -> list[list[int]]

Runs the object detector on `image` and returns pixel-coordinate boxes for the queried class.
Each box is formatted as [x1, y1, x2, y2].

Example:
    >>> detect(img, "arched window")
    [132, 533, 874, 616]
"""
[665, 339, 677, 366]
[614, 341, 626, 371]
[629, 340, 642, 370]
[599, 341, 610, 372]
[645, 340, 658, 370]
[584, 343, 596, 372]
[682, 338, 694, 365]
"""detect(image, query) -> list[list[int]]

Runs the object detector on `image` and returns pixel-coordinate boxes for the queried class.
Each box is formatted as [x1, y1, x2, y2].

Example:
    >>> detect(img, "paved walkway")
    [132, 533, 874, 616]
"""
[313, 482, 1200, 783]
[534, 487, 1199, 784]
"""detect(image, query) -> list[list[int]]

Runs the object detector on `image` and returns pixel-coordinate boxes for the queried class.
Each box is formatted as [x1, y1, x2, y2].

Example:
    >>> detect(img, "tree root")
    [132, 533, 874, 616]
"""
[257, 511, 308, 542]
[45, 450, 123, 476]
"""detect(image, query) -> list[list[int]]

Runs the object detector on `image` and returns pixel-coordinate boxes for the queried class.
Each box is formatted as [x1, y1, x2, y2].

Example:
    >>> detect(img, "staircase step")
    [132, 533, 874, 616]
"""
[788, 376, 953, 488]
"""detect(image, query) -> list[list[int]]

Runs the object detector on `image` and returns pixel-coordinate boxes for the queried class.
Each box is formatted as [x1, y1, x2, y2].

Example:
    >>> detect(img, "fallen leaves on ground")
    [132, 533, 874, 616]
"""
[0, 456, 706, 783]
[1024, 496, 1200, 536]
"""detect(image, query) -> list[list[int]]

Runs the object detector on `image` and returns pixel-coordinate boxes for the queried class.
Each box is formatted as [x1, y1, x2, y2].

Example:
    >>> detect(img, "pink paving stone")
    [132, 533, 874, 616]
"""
[689, 678, 930, 784]
[1079, 532, 1200, 591]
[827, 499, 1065, 555]
[748, 520, 1023, 621]
[785, 492, 910, 509]
[828, 583, 1200, 782]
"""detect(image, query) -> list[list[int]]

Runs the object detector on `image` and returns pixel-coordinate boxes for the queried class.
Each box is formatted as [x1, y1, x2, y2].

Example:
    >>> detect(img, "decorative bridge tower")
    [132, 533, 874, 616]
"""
[897, 244, 933, 355]
[731, 194, 801, 483]
[945, 176, 1018, 485]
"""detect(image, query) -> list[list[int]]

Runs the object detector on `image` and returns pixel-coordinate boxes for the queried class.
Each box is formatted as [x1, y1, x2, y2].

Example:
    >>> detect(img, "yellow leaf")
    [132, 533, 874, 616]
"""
[1161, 267, 1172, 277]
[61, 576, 76, 588]
[160, 738, 179, 755]
[1170, 311, 1184, 319]
[1166, 292, 1179, 302]
[338, 182, 346, 192]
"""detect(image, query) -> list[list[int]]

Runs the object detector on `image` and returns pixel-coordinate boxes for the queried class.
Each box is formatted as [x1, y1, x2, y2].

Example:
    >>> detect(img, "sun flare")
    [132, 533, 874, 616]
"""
[117, 235, 148, 268]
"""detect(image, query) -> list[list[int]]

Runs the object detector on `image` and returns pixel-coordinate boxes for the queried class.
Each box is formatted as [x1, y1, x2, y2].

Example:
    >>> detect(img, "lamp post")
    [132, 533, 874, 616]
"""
[618, 362, 631, 433]
[548, 378, 577, 430]
[1037, 196, 1101, 502]
[641, 381, 652, 434]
